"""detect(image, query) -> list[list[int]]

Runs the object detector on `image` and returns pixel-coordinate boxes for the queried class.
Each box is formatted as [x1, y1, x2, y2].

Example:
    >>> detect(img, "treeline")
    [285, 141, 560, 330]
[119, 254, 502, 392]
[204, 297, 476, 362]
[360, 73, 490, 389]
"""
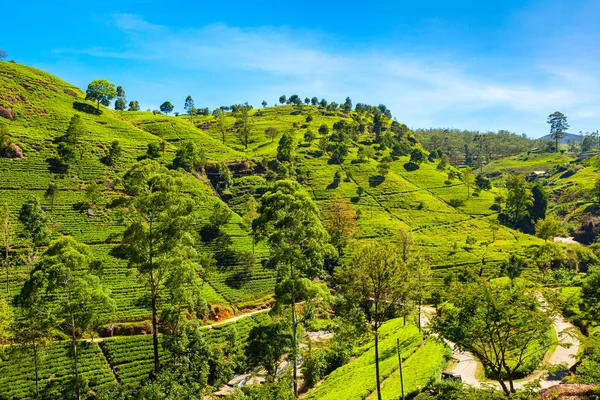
[415, 128, 548, 166]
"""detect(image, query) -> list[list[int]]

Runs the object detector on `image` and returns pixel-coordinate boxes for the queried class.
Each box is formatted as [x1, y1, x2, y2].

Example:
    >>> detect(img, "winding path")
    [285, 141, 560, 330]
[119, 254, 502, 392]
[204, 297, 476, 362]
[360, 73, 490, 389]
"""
[424, 307, 580, 390]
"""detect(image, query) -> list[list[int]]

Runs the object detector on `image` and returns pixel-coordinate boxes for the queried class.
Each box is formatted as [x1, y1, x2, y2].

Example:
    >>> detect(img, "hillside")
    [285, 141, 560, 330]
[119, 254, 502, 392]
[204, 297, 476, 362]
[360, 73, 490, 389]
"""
[0, 62, 571, 399]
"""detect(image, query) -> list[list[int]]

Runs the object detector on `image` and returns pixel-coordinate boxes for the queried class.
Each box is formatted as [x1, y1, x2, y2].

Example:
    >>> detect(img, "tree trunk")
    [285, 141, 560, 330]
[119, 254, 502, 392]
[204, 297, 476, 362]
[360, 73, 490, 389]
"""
[151, 275, 160, 377]
[71, 312, 81, 400]
[33, 340, 39, 397]
[375, 330, 382, 400]
[290, 262, 298, 397]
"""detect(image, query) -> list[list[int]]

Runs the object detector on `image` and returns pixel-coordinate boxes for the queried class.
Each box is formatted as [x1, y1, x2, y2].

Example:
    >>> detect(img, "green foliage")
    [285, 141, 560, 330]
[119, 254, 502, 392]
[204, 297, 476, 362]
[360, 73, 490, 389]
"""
[535, 215, 562, 242]
[547, 111, 569, 152]
[159, 101, 174, 115]
[276, 132, 294, 162]
[85, 79, 117, 110]
[245, 317, 291, 376]
[18, 196, 50, 248]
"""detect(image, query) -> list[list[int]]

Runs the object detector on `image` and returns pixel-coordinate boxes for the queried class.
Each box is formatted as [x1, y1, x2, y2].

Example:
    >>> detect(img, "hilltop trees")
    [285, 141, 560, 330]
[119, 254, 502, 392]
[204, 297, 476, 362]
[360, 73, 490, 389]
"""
[234, 104, 254, 149]
[548, 112, 569, 152]
[160, 101, 174, 115]
[337, 241, 410, 400]
[254, 180, 333, 396]
[184, 95, 195, 121]
[432, 281, 552, 395]
[128, 100, 140, 111]
[19, 237, 114, 400]
[114, 86, 126, 114]
[116, 160, 201, 376]
[0, 49, 7, 61]
[85, 79, 117, 110]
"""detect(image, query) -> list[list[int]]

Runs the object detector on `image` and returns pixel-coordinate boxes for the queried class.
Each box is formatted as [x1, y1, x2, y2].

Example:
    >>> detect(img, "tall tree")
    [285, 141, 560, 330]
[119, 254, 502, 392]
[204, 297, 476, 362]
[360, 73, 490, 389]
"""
[85, 79, 117, 110]
[535, 215, 562, 242]
[128, 100, 140, 111]
[322, 194, 358, 257]
[547, 111, 569, 152]
[184, 95, 195, 122]
[114, 85, 126, 115]
[243, 196, 259, 254]
[233, 104, 254, 149]
[213, 109, 228, 144]
[432, 281, 552, 395]
[116, 160, 200, 376]
[409, 256, 431, 332]
[529, 183, 548, 222]
[160, 101, 175, 115]
[18, 197, 50, 260]
[254, 180, 333, 396]
[277, 132, 295, 162]
[337, 241, 410, 400]
[505, 175, 533, 228]
[19, 237, 114, 400]
[0, 204, 11, 295]
[397, 227, 414, 262]
[460, 167, 475, 198]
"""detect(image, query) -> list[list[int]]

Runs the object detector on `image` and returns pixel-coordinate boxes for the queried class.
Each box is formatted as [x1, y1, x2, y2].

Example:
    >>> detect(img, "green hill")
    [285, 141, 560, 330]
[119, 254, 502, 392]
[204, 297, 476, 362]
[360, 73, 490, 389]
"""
[0, 62, 555, 397]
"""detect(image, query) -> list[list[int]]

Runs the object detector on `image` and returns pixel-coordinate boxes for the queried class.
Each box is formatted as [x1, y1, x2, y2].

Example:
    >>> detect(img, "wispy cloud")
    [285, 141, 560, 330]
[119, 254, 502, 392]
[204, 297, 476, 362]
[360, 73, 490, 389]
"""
[58, 13, 599, 136]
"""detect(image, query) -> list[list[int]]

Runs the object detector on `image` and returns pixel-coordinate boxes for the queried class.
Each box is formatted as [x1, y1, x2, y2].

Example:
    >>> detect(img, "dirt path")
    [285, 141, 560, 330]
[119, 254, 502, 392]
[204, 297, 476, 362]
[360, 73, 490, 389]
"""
[423, 305, 580, 390]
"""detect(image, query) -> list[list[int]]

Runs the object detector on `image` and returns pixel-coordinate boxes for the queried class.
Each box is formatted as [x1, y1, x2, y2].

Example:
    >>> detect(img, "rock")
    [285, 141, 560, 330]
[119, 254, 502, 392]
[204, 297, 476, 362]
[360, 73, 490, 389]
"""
[0, 106, 15, 121]
[87, 208, 94, 218]
[1, 143, 23, 158]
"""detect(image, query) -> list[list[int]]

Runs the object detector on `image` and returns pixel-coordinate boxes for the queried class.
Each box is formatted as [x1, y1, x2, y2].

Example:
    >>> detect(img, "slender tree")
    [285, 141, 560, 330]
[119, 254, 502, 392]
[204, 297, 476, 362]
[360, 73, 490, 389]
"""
[397, 228, 414, 262]
[19, 237, 114, 400]
[265, 127, 279, 144]
[0, 204, 11, 295]
[547, 111, 569, 152]
[336, 241, 410, 400]
[116, 160, 200, 376]
[233, 104, 254, 149]
[460, 166, 475, 199]
[18, 197, 50, 261]
[254, 180, 333, 396]
[243, 196, 259, 254]
[505, 175, 533, 228]
[213, 109, 228, 145]
[184, 95, 195, 122]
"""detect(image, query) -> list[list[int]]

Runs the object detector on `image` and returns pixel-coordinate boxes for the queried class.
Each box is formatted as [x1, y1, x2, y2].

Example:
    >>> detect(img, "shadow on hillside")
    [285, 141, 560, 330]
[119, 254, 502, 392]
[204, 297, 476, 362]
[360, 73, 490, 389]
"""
[403, 162, 419, 171]
[46, 157, 69, 174]
[73, 101, 102, 115]
[199, 225, 219, 243]
[369, 175, 384, 187]
[214, 249, 238, 269]
[225, 271, 251, 289]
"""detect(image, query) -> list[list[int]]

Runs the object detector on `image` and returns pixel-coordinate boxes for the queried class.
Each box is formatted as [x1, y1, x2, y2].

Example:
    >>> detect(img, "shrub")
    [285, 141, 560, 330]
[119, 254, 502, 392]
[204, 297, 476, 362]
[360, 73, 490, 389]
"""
[448, 198, 465, 207]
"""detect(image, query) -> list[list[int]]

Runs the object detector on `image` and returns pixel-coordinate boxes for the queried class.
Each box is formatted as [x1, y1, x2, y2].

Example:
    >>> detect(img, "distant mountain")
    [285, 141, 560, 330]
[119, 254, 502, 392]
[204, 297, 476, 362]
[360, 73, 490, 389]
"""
[540, 132, 584, 144]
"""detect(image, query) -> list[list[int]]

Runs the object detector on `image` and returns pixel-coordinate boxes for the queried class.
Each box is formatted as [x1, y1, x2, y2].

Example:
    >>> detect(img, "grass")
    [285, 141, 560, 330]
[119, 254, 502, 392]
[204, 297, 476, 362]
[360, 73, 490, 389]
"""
[304, 319, 426, 400]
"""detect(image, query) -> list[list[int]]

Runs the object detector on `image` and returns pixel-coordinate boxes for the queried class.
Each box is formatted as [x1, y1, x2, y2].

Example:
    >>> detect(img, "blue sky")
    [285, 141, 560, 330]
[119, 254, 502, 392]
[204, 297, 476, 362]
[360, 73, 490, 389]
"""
[4, 0, 599, 137]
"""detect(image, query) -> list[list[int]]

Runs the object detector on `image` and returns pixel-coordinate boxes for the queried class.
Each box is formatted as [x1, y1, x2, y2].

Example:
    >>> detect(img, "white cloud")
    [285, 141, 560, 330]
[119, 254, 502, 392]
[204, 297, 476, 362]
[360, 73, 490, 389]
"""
[63, 14, 599, 136]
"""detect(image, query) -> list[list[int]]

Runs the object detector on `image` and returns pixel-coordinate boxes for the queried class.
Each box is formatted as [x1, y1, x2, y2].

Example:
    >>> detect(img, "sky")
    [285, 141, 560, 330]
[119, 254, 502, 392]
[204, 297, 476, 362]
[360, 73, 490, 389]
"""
[3, 0, 599, 138]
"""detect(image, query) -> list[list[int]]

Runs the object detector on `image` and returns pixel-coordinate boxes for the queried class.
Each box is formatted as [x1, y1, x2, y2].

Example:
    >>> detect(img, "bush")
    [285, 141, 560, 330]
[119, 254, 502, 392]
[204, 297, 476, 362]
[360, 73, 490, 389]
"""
[448, 198, 465, 207]
[301, 345, 328, 389]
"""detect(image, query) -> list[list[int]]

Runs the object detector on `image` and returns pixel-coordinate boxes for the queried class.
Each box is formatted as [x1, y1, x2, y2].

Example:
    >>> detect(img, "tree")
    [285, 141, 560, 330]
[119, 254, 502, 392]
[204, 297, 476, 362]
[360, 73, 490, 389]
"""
[535, 215, 562, 242]
[213, 109, 228, 145]
[337, 241, 410, 400]
[279, 95, 287, 105]
[128, 100, 140, 111]
[595, 177, 600, 203]
[262, 100, 267, 107]
[105, 140, 122, 167]
[314, 126, 328, 140]
[319, 98, 328, 108]
[184, 96, 195, 121]
[265, 127, 279, 143]
[0, 49, 7, 61]
[460, 167, 475, 198]
[489, 218, 500, 242]
[311, 97, 318, 106]
[529, 183, 547, 222]
[57, 142, 77, 172]
[85, 182, 102, 207]
[475, 174, 491, 191]
[0, 297, 12, 355]
[500, 254, 526, 280]
[19, 237, 114, 400]
[277, 132, 294, 162]
[253, 180, 333, 396]
[114, 86, 126, 114]
[304, 129, 315, 143]
[432, 281, 552, 395]
[581, 269, 600, 323]
[505, 175, 533, 228]
[116, 160, 200, 376]
[409, 257, 431, 332]
[322, 194, 358, 257]
[160, 101, 174, 115]
[547, 112, 569, 152]
[147, 142, 161, 159]
[18, 197, 50, 256]
[246, 317, 291, 377]
[397, 227, 414, 262]
[377, 161, 391, 177]
[0, 204, 11, 295]
[304, 97, 310, 105]
[233, 104, 254, 149]
[65, 114, 84, 144]
[173, 140, 200, 171]
[243, 197, 259, 254]
[209, 202, 232, 232]
[410, 148, 426, 164]
[85, 79, 117, 110]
